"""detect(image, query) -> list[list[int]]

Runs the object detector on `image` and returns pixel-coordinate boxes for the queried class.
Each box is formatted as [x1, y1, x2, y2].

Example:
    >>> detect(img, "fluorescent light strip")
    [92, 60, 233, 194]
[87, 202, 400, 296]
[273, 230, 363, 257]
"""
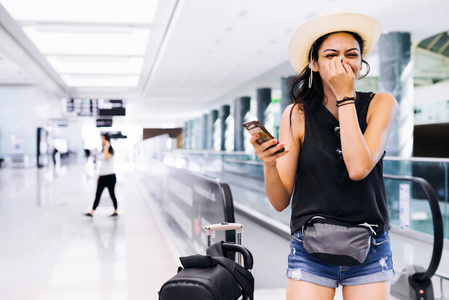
[61, 74, 139, 87]
[46, 56, 144, 74]
[1, 0, 159, 24]
[32, 24, 135, 34]
[23, 26, 150, 55]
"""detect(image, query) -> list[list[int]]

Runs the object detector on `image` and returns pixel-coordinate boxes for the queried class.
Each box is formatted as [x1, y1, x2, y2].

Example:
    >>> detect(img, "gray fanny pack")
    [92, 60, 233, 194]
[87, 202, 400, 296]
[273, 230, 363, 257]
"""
[302, 216, 378, 266]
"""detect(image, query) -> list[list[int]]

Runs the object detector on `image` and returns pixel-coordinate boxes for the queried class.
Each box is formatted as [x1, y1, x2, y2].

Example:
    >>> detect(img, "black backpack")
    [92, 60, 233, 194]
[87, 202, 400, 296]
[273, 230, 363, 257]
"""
[159, 241, 254, 300]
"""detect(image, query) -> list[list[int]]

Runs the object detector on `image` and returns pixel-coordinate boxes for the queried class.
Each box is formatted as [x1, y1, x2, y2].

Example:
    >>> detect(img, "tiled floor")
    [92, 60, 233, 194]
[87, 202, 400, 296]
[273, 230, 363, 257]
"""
[0, 162, 178, 300]
[0, 160, 447, 299]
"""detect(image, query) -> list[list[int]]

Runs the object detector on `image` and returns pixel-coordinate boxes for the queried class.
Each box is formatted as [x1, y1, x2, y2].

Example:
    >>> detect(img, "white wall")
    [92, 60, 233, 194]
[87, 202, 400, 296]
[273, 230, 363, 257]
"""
[0, 86, 37, 165]
[0, 86, 63, 166]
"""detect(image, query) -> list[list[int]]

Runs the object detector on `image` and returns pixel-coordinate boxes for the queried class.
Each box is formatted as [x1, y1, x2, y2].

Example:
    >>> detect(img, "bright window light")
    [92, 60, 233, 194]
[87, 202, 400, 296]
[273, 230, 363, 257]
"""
[23, 26, 150, 55]
[1, 0, 159, 24]
[46, 56, 144, 74]
[61, 74, 140, 87]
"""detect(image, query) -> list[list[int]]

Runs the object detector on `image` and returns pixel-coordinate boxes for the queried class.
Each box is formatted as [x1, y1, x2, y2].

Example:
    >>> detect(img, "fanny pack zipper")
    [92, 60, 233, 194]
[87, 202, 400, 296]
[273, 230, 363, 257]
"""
[305, 216, 379, 236]
[358, 222, 378, 235]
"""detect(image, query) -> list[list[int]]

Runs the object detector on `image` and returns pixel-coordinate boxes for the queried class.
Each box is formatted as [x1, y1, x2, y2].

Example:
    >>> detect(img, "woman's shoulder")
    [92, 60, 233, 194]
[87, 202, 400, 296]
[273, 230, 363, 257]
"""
[283, 103, 305, 120]
[281, 103, 305, 141]
[369, 92, 397, 110]
[366, 92, 398, 123]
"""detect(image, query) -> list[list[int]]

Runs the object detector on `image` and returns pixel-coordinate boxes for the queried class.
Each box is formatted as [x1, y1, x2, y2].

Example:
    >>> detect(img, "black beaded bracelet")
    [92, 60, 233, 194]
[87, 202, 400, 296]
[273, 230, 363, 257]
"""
[337, 101, 355, 107]
[336, 97, 355, 107]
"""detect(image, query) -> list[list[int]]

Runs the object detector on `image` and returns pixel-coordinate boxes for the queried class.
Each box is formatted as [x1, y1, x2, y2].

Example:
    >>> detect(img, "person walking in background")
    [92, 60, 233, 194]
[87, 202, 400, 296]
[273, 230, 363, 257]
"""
[249, 11, 397, 300]
[85, 133, 118, 217]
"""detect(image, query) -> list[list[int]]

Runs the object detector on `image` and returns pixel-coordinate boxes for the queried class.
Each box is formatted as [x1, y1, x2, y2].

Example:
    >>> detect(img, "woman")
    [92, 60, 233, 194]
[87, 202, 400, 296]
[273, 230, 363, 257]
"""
[85, 133, 119, 217]
[250, 12, 397, 300]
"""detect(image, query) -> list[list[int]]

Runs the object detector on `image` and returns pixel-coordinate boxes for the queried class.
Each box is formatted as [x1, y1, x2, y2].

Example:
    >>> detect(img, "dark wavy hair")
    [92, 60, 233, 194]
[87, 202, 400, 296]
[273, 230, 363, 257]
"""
[102, 133, 114, 155]
[289, 31, 371, 114]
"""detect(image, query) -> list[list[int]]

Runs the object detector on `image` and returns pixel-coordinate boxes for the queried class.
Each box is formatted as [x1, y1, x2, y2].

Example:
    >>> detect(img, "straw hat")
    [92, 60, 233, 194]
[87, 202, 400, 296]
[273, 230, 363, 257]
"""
[288, 11, 381, 73]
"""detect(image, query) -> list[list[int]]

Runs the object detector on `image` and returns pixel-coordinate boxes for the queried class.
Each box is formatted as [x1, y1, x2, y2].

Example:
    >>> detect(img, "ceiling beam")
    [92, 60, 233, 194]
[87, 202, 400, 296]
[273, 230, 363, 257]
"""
[0, 3, 68, 96]
[426, 33, 443, 50]
[437, 38, 449, 55]
[416, 47, 449, 65]
[134, 0, 180, 113]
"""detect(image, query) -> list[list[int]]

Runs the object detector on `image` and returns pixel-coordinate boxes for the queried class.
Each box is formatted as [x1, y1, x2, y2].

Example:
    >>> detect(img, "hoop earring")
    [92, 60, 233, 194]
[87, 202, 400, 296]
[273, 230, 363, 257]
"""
[308, 43, 315, 88]
[358, 60, 370, 80]
[308, 71, 313, 88]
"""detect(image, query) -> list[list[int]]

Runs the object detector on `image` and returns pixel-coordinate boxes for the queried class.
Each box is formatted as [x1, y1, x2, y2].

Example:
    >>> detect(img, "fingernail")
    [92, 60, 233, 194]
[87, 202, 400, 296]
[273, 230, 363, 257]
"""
[272, 140, 277, 143]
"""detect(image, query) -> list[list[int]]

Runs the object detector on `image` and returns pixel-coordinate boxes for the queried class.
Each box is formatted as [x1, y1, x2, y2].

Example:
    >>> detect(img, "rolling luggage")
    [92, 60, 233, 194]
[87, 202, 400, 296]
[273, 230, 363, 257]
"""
[158, 222, 254, 300]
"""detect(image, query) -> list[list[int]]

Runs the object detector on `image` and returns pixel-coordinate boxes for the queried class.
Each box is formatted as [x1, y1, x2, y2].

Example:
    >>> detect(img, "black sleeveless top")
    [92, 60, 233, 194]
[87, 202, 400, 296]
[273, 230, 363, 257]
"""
[290, 91, 390, 234]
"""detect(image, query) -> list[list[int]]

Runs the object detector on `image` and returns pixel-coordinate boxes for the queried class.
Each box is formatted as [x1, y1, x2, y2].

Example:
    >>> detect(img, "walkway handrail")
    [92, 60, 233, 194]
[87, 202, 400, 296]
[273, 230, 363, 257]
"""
[383, 174, 444, 282]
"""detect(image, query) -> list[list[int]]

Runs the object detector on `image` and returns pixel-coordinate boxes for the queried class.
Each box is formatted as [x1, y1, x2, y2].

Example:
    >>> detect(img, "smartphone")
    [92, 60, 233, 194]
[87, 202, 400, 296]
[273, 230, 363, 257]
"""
[242, 120, 285, 153]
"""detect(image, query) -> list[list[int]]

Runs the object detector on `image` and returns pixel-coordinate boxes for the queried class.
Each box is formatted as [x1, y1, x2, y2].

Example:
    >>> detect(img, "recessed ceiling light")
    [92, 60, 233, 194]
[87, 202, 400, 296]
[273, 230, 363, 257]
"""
[1, 0, 159, 24]
[46, 56, 144, 74]
[23, 26, 150, 55]
[61, 74, 139, 87]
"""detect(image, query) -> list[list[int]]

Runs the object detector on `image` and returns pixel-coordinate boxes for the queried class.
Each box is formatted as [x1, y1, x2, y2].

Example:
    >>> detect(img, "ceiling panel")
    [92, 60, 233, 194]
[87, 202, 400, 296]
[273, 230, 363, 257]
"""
[22, 25, 150, 56]
[46, 56, 144, 75]
[1, 0, 449, 127]
[1, 0, 159, 23]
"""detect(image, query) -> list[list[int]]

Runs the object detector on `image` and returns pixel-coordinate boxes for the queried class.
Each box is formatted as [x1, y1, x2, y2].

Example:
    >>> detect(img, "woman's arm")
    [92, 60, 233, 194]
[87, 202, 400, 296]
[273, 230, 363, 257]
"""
[324, 58, 398, 181]
[338, 92, 397, 180]
[250, 104, 303, 211]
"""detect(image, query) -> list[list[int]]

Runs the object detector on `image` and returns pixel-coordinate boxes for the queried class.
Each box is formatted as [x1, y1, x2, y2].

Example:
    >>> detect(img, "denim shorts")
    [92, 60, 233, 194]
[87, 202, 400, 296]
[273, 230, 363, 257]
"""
[286, 230, 395, 288]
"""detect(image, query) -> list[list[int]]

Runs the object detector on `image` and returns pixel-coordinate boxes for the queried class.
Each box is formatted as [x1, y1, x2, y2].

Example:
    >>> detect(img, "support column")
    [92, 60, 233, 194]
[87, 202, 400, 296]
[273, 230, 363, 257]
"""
[183, 120, 192, 149]
[256, 88, 271, 125]
[378, 32, 413, 157]
[234, 96, 251, 151]
[219, 105, 230, 151]
[281, 76, 295, 113]
[182, 121, 189, 149]
[201, 114, 208, 149]
[193, 117, 202, 149]
[208, 110, 218, 149]
[189, 120, 195, 149]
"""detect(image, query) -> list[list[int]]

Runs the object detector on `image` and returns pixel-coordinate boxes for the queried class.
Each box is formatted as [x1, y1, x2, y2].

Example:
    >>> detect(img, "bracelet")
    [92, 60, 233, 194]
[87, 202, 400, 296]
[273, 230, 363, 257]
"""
[337, 101, 355, 107]
[336, 97, 355, 107]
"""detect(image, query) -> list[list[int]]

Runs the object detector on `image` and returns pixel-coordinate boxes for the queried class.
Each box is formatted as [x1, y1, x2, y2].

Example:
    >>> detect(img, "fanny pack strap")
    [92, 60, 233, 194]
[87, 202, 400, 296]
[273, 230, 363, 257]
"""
[302, 217, 379, 234]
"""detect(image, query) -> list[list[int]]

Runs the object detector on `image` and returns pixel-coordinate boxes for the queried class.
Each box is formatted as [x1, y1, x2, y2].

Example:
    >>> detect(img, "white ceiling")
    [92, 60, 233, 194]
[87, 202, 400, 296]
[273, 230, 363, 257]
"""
[0, 0, 448, 128]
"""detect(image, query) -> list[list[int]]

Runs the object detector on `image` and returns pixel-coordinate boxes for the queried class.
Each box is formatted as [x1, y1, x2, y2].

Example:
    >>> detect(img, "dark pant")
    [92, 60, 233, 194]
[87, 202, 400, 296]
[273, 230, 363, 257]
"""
[92, 174, 118, 210]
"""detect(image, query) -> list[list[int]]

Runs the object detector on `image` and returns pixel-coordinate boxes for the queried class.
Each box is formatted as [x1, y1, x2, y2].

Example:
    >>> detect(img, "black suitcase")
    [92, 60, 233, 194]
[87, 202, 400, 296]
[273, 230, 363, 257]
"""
[159, 223, 254, 300]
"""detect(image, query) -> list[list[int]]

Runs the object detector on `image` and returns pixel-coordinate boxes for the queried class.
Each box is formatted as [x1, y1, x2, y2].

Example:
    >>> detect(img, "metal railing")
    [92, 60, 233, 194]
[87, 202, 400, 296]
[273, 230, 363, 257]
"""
[384, 174, 444, 282]
[164, 150, 449, 241]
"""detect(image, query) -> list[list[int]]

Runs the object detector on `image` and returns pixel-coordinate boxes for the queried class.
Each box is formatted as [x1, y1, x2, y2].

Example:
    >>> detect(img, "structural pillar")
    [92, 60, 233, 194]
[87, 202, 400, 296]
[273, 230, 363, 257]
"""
[193, 117, 202, 149]
[201, 114, 208, 149]
[234, 96, 251, 151]
[183, 121, 190, 149]
[256, 88, 271, 125]
[378, 32, 413, 157]
[188, 120, 194, 149]
[208, 110, 218, 149]
[281, 76, 295, 113]
[219, 105, 230, 151]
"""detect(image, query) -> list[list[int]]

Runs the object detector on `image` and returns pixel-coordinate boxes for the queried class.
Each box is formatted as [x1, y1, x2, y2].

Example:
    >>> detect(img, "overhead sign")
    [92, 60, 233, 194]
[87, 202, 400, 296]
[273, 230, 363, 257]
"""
[96, 119, 113, 127]
[62, 98, 126, 117]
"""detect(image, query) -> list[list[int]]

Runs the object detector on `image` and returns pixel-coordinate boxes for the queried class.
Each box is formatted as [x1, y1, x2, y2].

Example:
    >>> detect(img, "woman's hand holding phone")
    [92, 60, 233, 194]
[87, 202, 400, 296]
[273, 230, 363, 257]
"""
[249, 134, 288, 167]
